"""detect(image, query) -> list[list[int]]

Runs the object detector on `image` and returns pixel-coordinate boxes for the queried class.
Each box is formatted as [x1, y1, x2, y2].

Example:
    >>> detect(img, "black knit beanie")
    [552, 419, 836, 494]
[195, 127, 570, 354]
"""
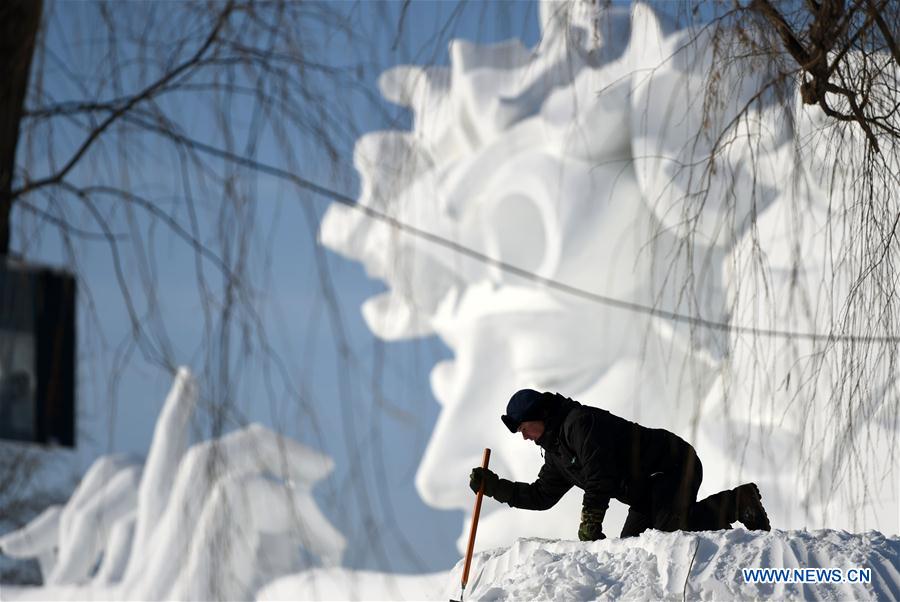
[501, 388, 551, 433]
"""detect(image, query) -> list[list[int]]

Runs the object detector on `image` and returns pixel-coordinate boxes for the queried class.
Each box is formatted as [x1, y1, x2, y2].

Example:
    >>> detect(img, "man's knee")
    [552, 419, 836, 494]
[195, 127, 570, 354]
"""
[620, 509, 651, 538]
[651, 506, 689, 532]
[619, 523, 646, 538]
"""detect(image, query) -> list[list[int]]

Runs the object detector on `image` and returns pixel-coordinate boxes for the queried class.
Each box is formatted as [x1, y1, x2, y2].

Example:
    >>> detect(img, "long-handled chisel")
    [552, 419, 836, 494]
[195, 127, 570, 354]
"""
[452, 447, 490, 602]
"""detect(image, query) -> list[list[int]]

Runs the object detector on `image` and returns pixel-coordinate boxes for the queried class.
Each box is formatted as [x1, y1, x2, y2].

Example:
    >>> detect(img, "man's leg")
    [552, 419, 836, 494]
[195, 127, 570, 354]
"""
[688, 484, 771, 531]
[651, 447, 702, 532]
[687, 489, 735, 530]
[650, 473, 695, 531]
[646, 446, 771, 532]
[620, 507, 652, 538]
[665, 449, 737, 530]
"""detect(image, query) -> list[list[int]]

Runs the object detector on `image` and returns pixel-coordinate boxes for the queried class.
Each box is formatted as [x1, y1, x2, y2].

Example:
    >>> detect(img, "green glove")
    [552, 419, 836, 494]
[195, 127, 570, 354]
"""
[469, 467, 514, 503]
[578, 506, 607, 541]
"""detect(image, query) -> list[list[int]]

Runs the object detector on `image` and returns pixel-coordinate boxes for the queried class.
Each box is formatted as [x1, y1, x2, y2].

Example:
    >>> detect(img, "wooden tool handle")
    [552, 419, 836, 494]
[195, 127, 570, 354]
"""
[461, 447, 491, 589]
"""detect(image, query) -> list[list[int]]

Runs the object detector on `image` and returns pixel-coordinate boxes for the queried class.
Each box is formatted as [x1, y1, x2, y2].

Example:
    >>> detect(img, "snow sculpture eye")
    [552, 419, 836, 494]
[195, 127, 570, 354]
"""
[483, 194, 547, 278]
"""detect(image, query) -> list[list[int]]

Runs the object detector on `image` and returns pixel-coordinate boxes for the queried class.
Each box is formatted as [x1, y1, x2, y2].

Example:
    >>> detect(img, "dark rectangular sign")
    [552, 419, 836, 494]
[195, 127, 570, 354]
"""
[0, 262, 75, 447]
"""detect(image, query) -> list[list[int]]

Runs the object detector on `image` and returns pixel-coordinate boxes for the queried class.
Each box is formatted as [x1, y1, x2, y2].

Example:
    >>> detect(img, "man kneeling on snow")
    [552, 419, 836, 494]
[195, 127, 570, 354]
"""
[469, 389, 771, 540]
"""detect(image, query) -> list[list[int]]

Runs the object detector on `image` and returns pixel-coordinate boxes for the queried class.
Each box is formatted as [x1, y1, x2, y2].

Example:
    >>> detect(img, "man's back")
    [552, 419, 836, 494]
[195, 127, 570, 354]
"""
[544, 397, 692, 504]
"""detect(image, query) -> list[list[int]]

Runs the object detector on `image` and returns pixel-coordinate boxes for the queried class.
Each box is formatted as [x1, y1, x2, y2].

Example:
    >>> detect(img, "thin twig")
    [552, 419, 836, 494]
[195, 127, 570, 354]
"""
[683, 539, 700, 602]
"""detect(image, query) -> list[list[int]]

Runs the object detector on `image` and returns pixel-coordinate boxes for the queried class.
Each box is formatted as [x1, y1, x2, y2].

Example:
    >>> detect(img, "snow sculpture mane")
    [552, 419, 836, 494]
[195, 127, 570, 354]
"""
[320, 0, 899, 551]
[0, 368, 344, 600]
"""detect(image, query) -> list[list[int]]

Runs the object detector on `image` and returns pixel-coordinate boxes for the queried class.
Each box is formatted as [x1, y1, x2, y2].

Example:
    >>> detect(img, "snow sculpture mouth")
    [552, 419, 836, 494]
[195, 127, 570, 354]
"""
[322, 0, 899, 551]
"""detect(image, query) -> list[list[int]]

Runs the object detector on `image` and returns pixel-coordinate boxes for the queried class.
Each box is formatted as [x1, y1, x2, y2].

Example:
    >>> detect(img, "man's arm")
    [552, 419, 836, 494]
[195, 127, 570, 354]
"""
[508, 461, 573, 510]
[578, 498, 609, 541]
[567, 412, 624, 507]
[470, 460, 572, 510]
[566, 411, 622, 539]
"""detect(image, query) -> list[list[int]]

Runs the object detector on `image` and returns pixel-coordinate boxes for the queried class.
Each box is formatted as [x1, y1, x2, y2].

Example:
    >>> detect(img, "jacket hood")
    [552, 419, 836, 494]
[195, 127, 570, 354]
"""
[535, 393, 579, 449]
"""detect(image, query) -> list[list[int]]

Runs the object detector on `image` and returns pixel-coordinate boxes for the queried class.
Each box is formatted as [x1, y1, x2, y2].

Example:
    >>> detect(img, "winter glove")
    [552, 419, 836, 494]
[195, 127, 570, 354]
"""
[469, 467, 514, 504]
[578, 506, 607, 541]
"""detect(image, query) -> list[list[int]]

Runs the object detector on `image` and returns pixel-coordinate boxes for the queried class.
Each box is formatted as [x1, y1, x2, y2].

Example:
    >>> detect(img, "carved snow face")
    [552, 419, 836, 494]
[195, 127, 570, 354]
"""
[321, 3, 712, 546]
[321, 1, 899, 548]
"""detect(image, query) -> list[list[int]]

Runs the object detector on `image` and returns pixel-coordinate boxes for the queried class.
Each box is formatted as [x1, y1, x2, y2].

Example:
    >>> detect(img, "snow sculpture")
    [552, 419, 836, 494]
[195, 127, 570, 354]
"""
[320, 0, 899, 552]
[0, 368, 344, 600]
[0, 504, 62, 580]
[53, 453, 142, 585]
[0, 452, 142, 586]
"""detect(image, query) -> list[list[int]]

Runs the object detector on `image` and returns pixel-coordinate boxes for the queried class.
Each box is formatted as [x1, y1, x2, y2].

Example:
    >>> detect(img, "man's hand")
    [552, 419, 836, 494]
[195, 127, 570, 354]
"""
[578, 506, 607, 541]
[469, 466, 498, 494]
[469, 467, 514, 503]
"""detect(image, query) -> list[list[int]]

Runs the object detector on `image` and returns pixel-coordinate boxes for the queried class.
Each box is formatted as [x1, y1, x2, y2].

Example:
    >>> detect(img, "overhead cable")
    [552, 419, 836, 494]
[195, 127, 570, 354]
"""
[127, 116, 900, 345]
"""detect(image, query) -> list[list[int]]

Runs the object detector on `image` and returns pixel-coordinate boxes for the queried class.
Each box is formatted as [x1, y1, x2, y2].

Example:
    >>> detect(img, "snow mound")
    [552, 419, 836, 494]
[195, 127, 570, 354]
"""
[440, 530, 900, 601]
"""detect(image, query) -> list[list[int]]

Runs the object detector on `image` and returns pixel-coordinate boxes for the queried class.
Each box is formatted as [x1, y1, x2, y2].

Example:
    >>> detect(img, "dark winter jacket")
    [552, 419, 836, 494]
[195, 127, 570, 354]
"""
[506, 394, 692, 524]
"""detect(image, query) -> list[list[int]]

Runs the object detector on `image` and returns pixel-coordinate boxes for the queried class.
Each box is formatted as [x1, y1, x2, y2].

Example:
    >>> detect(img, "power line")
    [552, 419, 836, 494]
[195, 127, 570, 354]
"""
[129, 115, 900, 345]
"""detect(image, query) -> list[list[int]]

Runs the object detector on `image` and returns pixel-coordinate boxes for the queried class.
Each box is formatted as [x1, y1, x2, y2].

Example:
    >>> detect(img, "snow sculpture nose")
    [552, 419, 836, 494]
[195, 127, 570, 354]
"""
[415, 358, 515, 510]
[416, 402, 499, 509]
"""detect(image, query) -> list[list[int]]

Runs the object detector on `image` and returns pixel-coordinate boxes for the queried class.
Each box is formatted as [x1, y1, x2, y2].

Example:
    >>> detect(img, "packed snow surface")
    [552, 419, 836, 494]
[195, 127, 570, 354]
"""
[439, 530, 900, 602]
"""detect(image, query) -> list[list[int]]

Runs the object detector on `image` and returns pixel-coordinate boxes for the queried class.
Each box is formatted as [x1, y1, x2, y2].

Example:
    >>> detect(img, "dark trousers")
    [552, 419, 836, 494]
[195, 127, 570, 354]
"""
[620, 446, 737, 538]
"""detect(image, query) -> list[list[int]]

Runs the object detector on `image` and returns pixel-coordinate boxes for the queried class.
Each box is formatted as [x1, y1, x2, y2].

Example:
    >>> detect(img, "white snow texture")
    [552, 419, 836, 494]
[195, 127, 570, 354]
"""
[438, 530, 900, 601]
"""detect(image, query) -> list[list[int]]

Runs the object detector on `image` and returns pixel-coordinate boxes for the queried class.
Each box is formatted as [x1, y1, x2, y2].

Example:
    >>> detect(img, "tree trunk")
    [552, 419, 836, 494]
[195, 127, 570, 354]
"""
[0, 0, 42, 257]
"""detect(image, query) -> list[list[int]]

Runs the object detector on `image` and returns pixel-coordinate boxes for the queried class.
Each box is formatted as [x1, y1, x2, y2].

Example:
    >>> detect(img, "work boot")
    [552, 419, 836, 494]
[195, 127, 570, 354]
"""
[734, 483, 771, 531]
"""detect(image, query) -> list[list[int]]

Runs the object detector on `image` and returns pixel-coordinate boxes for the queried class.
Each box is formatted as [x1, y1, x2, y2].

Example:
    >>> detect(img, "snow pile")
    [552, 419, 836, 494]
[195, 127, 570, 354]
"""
[320, 0, 900, 555]
[441, 530, 900, 601]
[0, 368, 343, 600]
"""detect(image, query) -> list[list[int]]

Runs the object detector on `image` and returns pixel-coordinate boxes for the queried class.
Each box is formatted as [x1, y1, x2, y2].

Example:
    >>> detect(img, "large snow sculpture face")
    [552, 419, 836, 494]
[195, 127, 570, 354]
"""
[321, 3, 707, 547]
[321, 0, 899, 548]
